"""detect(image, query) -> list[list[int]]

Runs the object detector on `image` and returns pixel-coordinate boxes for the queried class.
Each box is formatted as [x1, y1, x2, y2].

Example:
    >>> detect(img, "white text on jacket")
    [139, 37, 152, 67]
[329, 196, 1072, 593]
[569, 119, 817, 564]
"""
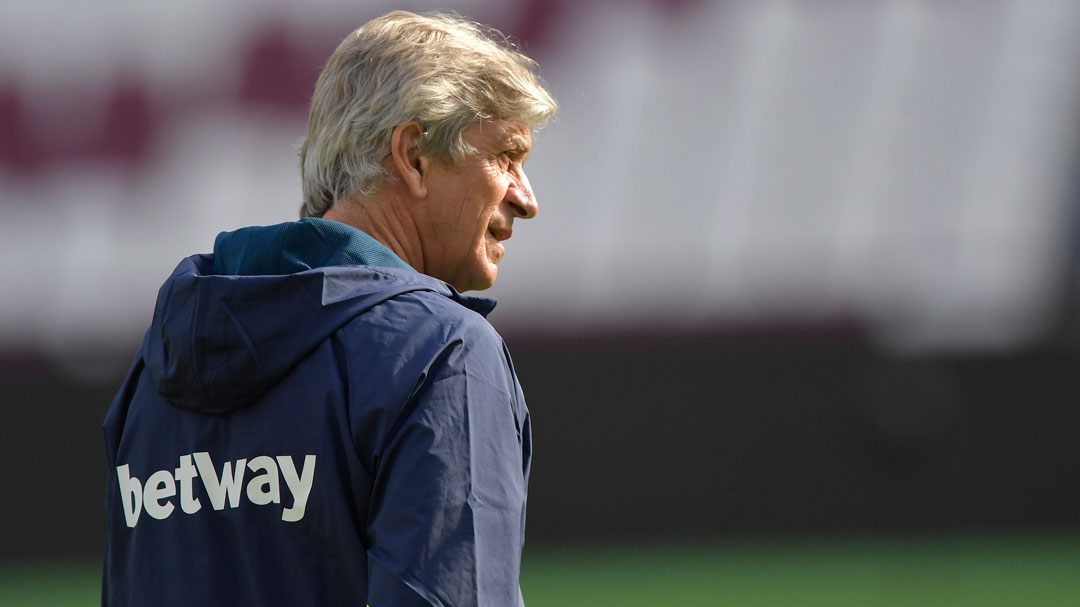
[115, 452, 316, 527]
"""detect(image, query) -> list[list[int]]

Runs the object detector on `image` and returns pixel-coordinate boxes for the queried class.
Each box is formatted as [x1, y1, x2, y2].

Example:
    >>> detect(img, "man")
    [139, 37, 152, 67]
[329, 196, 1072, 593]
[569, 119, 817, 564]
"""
[103, 11, 556, 606]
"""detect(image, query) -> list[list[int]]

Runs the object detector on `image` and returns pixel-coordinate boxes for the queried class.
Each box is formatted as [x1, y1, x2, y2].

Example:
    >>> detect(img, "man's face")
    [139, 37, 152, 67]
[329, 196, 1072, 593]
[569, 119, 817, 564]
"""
[416, 119, 538, 292]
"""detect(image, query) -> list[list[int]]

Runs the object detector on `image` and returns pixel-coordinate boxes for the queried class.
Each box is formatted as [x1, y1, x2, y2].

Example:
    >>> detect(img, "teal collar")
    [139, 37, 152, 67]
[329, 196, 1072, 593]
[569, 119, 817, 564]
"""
[212, 217, 415, 276]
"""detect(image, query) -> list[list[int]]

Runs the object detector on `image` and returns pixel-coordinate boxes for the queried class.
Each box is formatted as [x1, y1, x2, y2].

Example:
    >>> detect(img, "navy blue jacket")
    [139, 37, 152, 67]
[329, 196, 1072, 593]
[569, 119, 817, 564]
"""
[103, 218, 532, 606]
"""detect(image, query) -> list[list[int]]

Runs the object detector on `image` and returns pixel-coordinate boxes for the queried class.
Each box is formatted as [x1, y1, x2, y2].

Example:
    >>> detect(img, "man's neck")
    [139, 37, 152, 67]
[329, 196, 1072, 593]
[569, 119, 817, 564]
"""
[322, 191, 424, 273]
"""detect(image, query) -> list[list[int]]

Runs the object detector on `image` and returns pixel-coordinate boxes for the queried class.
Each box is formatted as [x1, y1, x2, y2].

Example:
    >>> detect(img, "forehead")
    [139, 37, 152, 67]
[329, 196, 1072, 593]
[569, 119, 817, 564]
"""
[464, 119, 532, 150]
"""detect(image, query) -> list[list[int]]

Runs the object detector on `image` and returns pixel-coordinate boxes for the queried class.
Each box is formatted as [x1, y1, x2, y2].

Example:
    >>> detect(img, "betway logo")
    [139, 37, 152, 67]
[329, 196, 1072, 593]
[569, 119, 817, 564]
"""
[116, 452, 316, 528]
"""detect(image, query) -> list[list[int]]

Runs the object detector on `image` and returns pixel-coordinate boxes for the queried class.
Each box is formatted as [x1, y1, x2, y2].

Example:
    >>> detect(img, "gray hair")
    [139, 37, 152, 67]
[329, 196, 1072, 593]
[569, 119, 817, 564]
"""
[299, 11, 558, 218]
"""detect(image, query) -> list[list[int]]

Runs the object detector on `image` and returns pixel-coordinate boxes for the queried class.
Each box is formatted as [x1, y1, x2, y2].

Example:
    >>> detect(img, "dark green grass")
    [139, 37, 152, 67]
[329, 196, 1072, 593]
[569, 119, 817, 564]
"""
[0, 560, 100, 607]
[521, 533, 1080, 607]
[4, 532, 1078, 606]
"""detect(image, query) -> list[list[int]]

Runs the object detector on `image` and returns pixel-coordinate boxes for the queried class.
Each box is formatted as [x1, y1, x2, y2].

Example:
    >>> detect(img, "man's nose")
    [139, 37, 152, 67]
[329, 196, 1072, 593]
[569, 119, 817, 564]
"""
[506, 170, 538, 219]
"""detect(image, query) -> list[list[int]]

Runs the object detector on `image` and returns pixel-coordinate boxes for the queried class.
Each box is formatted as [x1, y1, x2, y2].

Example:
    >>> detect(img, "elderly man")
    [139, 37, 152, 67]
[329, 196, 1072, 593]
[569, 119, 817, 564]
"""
[103, 11, 556, 607]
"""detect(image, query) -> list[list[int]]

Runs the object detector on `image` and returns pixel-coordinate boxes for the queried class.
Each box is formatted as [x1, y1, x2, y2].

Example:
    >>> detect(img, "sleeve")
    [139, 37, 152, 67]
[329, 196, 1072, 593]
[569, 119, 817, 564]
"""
[364, 321, 529, 607]
[102, 355, 146, 607]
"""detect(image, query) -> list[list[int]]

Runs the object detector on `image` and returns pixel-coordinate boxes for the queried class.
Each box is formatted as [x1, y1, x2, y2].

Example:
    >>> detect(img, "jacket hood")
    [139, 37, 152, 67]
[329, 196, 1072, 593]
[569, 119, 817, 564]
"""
[142, 221, 496, 413]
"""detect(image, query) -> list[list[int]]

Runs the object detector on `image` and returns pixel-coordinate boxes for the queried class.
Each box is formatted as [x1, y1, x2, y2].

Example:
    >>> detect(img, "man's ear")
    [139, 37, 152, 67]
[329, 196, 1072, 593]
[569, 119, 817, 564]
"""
[389, 121, 428, 199]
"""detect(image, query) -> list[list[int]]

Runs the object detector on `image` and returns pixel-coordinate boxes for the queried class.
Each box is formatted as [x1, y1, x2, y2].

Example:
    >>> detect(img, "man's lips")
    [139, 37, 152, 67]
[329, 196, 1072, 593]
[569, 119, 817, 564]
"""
[488, 226, 512, 241]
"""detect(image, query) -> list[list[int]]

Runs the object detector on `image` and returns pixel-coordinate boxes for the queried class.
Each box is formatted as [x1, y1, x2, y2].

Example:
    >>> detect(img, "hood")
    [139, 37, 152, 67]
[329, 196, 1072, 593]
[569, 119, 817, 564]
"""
[142, 220, 496, 413]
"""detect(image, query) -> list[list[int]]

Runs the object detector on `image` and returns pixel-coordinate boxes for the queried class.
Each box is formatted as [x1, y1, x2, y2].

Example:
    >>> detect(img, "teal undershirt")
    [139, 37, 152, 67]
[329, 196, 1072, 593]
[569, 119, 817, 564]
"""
[212, 217, 415, 276]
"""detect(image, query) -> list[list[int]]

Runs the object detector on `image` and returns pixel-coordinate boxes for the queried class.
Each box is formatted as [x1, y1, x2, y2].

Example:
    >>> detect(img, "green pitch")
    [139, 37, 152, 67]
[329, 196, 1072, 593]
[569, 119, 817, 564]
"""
[3, 532, 1078, 606]
[522, 533, 1080, 607]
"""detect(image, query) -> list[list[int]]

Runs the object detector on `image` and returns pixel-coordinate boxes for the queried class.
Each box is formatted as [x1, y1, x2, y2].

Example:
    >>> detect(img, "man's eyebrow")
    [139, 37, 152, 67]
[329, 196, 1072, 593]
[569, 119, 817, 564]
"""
[500, 134, 530, 153]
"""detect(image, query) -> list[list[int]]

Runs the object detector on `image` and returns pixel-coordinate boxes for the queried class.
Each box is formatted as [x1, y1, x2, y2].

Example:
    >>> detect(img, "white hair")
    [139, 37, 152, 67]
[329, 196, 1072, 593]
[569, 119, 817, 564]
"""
[299, 11, 558, 218]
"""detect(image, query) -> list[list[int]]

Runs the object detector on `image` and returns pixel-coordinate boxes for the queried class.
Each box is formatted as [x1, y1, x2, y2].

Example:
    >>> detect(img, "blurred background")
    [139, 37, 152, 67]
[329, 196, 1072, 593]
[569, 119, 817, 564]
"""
[3, 0, 1080, 604]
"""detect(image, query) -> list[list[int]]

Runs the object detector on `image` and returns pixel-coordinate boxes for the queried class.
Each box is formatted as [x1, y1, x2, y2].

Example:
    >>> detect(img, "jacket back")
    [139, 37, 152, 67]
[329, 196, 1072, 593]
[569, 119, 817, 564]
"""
[103, 221, 532, 607]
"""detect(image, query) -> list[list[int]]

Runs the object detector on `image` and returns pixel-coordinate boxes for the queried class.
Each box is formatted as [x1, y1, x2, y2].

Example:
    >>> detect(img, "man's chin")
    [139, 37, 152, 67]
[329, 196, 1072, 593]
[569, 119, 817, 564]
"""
[463, 268, 498, 292]
[467, 276, 496, 292]
[447, 268, 496, 291]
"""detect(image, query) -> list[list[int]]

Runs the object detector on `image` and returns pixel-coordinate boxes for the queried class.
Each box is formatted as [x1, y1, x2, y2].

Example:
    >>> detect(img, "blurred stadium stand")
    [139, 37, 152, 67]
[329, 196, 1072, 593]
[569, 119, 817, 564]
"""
[3, 0, 1080, 562]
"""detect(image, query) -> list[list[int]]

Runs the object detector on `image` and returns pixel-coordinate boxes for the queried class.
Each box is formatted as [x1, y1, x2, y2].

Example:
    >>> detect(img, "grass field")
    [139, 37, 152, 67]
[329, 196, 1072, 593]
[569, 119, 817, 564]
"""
[3, 532, 1078, 606]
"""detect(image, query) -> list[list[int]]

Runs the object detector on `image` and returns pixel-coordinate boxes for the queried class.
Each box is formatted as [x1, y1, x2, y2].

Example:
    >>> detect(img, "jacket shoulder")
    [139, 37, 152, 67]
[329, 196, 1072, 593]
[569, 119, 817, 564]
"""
[345, 287, 504, 351]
